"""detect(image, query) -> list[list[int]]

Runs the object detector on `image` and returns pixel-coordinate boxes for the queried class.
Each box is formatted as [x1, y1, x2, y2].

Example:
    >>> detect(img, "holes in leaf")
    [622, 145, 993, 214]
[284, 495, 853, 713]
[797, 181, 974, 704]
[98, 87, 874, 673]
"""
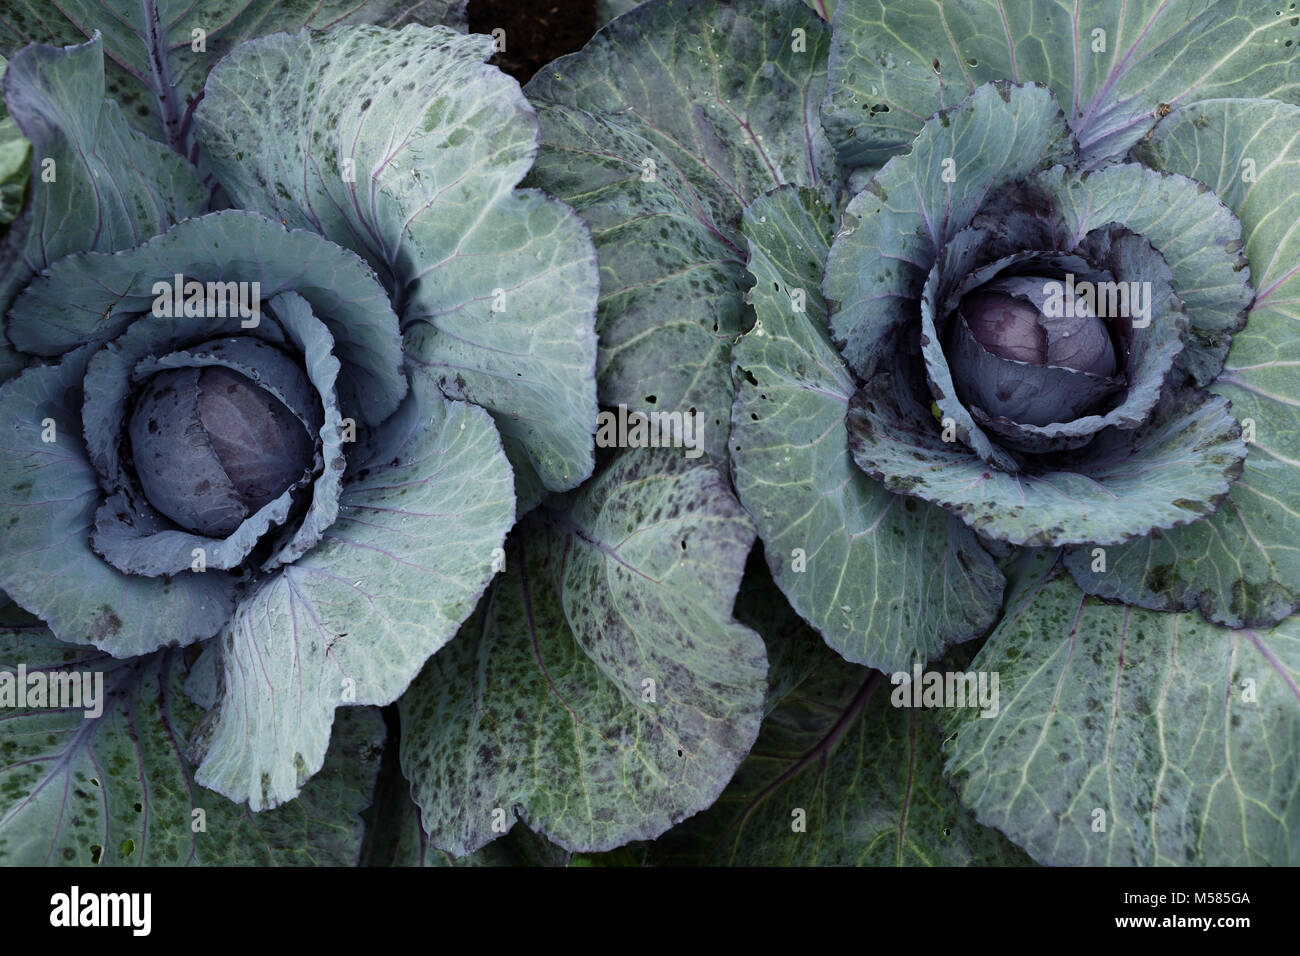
[89, 844, 102, 864]
[645, 395, 657, 404]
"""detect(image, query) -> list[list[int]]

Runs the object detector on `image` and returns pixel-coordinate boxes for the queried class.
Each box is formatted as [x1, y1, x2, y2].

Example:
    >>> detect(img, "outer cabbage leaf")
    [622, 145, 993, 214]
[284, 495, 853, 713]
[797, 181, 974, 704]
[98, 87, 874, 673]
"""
[1067, 99, 1300, 628]
[653, 567, 1031, 866]
[0, 349, 238, 656]
[944, 550, 1300, 866]
[399, 449, 766, 856]
[600, 0, 835, 31]
[192, 370, 515, 810]
[0, 617, 387, 865]
[731, 184, 1003, 671]
[0, 53, 28, 385]
[0, 54, 28, 226]
[824, 0, 1300, 168]
[525, 0, 835, 463]
[195, 25, 598, 499]
[0, 34, 203, 316]
[847, 368, 1245, 546]
[0, 0, 467, 150]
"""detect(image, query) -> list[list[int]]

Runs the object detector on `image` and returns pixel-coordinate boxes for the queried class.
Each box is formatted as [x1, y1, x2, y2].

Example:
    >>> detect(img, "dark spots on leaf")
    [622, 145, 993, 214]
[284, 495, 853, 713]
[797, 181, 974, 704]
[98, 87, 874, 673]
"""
[89, 606, 122, 642]
[1148, 564, 1178, 596]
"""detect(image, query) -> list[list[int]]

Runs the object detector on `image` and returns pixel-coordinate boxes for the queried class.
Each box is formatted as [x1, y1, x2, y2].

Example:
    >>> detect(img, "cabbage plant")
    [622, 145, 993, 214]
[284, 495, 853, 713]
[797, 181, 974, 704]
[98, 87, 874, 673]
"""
[523, 0, 1300, 865]
[0, 1, 781, 867]
[0, 6, 607, 860]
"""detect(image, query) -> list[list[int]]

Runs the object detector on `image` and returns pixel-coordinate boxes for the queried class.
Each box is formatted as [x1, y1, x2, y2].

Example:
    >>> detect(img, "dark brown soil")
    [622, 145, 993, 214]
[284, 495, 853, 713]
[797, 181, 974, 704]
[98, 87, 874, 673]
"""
[467, 0, 597, 84]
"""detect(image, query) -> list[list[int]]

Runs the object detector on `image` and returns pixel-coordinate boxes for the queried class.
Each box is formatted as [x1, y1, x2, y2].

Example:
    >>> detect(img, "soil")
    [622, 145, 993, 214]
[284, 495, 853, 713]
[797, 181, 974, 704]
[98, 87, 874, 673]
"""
[467, 0, 598, 84]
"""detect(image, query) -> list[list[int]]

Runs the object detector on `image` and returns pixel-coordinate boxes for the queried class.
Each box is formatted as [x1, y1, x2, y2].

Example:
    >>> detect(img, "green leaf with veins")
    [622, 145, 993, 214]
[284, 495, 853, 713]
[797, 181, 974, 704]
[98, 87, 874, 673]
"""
[945, 549, 1300, 866]
[0, 617, 386, 866]
[399, 448, 766, 856]
[0, 55, 29, 227]
[654, 558, 1031, 866]
[825, 0, 1300, 168]
[1067, 99, 1300, 629]
[731, 184, 1003, 672]
[0, 53, 29, 385]
[0, 0, 466, 150]
[525, 0, 835, 463]
[193, 369, 515, 811]
[0, 34, 203, 318]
